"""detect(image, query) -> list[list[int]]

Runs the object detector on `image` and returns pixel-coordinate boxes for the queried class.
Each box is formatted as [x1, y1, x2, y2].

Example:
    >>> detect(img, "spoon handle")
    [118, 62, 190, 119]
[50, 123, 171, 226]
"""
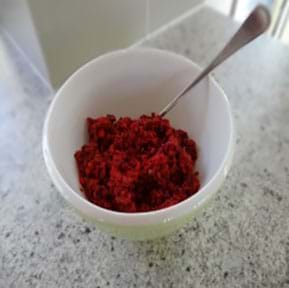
[159, 5, 271, 117]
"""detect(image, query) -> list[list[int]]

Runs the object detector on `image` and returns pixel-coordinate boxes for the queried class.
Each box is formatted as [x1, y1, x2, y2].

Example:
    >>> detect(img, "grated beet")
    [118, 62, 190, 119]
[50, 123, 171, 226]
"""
[74, 114, 200, 212]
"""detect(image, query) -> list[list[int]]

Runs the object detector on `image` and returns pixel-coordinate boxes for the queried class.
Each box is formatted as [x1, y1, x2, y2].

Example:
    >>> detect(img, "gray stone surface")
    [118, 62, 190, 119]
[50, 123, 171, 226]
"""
[1, 7, 289, 288]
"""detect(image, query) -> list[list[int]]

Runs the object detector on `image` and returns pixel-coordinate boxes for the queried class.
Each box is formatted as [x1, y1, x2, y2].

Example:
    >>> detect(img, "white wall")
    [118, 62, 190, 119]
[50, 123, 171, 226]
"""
[0, 0, 48, 79]
[27, 0, 149, 87]
[1, 0, 204, 88]
[149, 0, 203, 31]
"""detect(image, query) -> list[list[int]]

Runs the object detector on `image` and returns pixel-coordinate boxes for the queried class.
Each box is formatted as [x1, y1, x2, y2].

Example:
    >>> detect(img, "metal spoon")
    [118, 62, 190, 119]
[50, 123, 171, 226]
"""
[159, 5, 271, 117]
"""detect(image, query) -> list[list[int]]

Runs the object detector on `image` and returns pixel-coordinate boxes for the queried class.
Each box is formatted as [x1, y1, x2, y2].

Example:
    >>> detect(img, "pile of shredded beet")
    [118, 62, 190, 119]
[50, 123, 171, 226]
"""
[74, 114, 200, 212]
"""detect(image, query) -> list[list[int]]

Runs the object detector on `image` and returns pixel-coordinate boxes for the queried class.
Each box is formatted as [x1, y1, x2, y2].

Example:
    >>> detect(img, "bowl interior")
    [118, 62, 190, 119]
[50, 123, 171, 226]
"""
[46, 48, 232, 204]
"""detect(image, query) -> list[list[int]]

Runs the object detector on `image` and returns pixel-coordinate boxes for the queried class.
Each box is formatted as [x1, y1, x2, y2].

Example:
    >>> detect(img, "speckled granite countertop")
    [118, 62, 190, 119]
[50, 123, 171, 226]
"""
[1, 6, 289, 288]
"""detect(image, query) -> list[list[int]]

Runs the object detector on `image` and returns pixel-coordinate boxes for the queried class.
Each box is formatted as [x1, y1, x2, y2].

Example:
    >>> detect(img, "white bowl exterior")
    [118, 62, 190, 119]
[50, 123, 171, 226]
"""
[43, 48, 234, 239]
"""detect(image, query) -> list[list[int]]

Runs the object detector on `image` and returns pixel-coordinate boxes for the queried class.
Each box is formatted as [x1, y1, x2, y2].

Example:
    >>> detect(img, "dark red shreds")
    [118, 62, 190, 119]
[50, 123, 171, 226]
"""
[74, 114, 200, 212]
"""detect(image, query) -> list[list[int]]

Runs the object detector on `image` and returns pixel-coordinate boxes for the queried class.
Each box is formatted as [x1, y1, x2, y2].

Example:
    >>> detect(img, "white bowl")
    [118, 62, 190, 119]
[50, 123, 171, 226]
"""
[43, 48, 234, 240]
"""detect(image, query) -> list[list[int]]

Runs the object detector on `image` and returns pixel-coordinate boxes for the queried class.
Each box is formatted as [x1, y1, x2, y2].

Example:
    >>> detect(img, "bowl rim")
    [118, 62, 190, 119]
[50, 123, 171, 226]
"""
[43, 47, 234, 226]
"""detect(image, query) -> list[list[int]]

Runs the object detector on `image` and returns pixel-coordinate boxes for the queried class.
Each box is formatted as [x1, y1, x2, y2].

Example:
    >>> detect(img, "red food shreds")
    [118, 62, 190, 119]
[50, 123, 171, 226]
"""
[74, 114, 200, 212]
